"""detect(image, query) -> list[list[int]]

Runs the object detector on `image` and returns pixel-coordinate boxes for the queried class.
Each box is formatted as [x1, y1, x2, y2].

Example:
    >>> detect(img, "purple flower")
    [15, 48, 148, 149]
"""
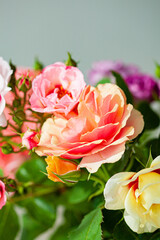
[88, 60, 159, 101]
[125, 74, 159, 101]
[88, 60, 139, 85]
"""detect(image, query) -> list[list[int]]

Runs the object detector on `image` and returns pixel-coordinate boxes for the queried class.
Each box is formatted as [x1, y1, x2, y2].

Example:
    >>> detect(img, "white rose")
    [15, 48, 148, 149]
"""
[0, 57, 12, 127]
[104, 156, 160, 234]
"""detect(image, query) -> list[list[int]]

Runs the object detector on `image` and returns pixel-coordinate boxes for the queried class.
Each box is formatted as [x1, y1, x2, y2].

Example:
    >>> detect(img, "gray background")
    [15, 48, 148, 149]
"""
[1, 0, 160, 80]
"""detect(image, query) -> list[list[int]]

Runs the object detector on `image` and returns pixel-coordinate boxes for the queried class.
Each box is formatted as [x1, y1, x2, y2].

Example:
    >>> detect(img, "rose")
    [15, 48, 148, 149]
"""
[104, 155, 160, 234]
[36, 83, 144, 173]
[0, 57, 12, 127]
[0, 180, 6, 209]
[22, 129, 40, 150]
[45, 156, 78, 182]
[30, 62, 86, 117]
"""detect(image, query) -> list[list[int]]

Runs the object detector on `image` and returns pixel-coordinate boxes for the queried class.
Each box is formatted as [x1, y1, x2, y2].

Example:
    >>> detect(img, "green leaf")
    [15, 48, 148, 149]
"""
[67, 181, 94, 204]
[52, 169, 81, 184]
[16, 153, 46, 183]
[146, 149, 153, 168]
[68, 208, 103, 240]
[20, 197, 56, 227]
[112, 71, 133, 104]
[95, 77, 111, 87]
[137, 101, 159, 130]
[0, 203, 20, 240]
[33, 57, 44, 70]
[139, 126, 160, 146]
[50, 226, 73, 240]
[50, 209, 80, 240]
[21, 213, 49, 240]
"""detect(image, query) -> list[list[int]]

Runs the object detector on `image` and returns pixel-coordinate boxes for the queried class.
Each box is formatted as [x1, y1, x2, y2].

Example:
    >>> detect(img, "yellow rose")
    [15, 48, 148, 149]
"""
[104, 156, 160, 234]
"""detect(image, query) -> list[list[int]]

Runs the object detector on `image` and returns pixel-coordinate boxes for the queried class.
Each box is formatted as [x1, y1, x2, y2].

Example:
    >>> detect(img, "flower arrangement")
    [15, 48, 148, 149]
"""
[0, 54, 160, 240]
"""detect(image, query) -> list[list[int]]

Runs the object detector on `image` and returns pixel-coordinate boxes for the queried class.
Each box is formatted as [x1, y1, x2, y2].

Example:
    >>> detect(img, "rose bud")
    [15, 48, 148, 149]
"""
[1, 143, 14, 154]
[22, 129, 40, 150]
[45, 156, 80, 183]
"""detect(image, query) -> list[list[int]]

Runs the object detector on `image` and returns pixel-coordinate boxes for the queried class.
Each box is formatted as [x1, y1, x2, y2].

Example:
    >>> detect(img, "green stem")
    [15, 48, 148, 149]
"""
[25, 119, 40, 124]
[9, 186, 58, 203]
[124, 156, 134, 172]
[3, 135, 18, 138]
[101, 165, 110, 180]
[8, 122, 19, 132]
[23, 91, 26, 108]
[90, 175, 105, 187]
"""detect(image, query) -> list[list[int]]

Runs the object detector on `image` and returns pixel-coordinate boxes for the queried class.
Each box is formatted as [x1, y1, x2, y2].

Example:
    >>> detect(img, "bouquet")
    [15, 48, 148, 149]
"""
[0, 53, 160, 240]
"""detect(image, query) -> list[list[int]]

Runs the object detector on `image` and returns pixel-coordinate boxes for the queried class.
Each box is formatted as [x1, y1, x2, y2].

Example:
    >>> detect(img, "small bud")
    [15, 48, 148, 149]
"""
[2, 178, 17, 192]
[1, 143, 14, 154]
[65, 52, 78, 67]
[17, 76, 31, 92]
[45, 156, 81, 183]
[22, 129, 40, 150]
[15, 110, 25, 121]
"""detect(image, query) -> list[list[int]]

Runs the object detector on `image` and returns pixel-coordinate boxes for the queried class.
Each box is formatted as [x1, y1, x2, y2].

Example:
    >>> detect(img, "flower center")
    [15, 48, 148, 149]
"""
[55, 85, 72, 99]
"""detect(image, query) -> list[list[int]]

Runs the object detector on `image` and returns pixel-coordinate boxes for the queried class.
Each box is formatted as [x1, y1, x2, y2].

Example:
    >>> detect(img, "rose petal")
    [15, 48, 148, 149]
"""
[104, 172, 135, 210]
[79, 142, 126, 173]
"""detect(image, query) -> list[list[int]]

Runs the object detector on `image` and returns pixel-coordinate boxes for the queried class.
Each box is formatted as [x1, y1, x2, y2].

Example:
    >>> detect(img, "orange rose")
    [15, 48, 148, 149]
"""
[45, 156, 78, 182]
[37, 83, 144, 173]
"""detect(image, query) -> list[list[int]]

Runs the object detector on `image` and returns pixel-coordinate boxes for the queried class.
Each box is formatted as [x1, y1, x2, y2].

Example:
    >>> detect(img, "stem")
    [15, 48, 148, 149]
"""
[23, 92, 26, 107]
[8, 122, 19, 132]
[25, 119, 40, 124]
[90, 175, 105, 187]
[9, 186, 58, 203]
[101, 165, 110, 180]
[14, 148, 26, 153]
[3, 135, 18, 138]
[124, 156, 134, 172]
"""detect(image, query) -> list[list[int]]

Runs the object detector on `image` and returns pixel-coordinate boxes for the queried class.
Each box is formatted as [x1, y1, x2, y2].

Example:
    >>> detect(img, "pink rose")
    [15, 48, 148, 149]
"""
[36, 83, 144, 173]
[22, 129, 40, 150]
[30, 62, 86, 117]
[0, 180, 6, 209]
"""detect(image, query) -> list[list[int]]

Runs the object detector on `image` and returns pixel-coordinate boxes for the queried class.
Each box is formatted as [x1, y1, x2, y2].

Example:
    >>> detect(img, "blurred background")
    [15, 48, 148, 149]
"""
[1, 0, 160, 80]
